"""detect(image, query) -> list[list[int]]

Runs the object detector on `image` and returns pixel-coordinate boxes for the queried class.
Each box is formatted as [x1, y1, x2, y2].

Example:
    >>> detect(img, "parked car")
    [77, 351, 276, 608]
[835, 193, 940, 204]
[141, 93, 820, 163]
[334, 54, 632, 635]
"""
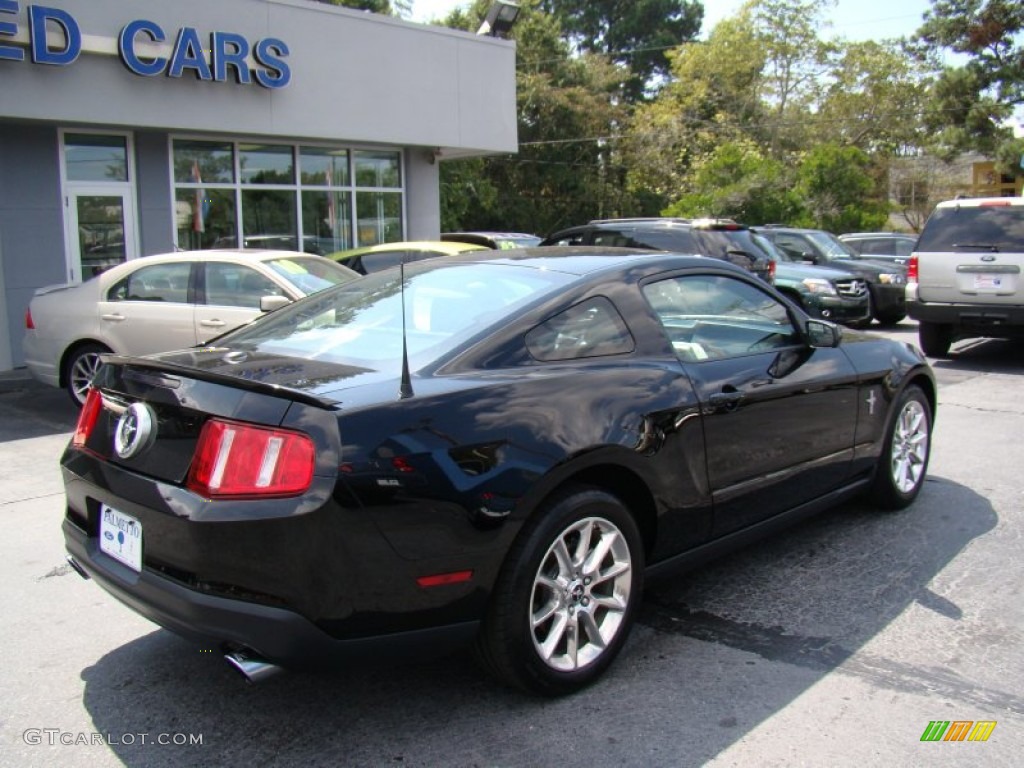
[23, 250, 359, 406]
[907, 196, 1024, 356]
[752, 232, 872, 327]
[442, 232, 542, 249]
[838, 232, 917, 265]
[754, 226, 908, 325]
[327, 240, 488, 274]
[539, 218, 776, 284]
[62, 247, 935, 695]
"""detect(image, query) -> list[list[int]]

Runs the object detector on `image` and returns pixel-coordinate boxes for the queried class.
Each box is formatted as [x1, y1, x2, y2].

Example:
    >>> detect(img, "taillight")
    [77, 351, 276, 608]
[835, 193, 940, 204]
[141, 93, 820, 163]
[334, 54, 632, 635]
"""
[25, 307, 34, 330]
[907, 255, 918, 283]
[768, 259, 777, 282]
[187, 419, 315, 498]
[72, 388, 102, 448]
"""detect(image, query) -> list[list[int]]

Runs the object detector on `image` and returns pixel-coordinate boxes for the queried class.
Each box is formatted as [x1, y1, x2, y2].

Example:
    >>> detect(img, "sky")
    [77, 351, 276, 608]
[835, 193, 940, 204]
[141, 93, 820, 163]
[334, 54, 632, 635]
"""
[408, 0, 938, 42]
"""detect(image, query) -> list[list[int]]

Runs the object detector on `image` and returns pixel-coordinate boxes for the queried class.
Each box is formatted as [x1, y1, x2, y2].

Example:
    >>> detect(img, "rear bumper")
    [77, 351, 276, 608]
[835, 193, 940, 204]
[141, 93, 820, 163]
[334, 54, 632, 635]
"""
[907, 300, 1024, 335]
[64, 519, 478, 667]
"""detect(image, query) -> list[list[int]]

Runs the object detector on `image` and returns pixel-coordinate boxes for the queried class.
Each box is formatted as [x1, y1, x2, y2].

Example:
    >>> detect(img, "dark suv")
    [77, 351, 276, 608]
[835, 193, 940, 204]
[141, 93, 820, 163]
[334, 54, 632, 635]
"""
[540, 219, 775, 284]
[753, 232, 871, 327]
[540, 219, 872, 325]
[755, 226, 909, 325]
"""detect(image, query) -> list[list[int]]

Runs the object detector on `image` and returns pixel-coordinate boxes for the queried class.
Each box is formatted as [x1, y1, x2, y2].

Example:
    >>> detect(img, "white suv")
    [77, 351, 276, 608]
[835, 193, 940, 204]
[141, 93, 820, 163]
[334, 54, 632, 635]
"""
[907, 196, 1024, 356]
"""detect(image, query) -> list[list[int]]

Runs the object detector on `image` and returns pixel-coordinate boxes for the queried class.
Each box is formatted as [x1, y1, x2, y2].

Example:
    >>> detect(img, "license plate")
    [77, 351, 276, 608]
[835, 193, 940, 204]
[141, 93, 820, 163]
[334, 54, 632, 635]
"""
[974, 274, 1004, 290]
[99, 505, 143, 572]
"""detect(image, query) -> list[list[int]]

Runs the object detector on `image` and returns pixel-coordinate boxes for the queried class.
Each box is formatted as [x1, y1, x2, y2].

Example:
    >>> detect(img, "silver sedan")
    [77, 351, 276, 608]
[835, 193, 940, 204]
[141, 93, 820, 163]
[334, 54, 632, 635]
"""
[23, 249, 359, 405]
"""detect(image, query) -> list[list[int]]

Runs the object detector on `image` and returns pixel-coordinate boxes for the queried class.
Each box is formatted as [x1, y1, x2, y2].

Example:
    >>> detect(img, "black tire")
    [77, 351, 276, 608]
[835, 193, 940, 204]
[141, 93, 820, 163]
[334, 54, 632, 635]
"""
[918, 321, 953, 357]
[64, 343, 108, 407]
[869, 385, 932, 510]
[874, 311, 906, 327]
[475, 486, 644, 696]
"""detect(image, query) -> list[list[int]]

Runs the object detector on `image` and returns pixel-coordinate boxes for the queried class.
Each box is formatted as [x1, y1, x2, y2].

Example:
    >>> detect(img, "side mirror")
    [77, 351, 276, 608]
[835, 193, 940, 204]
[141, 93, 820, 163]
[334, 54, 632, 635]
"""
[805, 319, 840, 348]
[801, 251, 820, 265]
[260, 295, 291, 312]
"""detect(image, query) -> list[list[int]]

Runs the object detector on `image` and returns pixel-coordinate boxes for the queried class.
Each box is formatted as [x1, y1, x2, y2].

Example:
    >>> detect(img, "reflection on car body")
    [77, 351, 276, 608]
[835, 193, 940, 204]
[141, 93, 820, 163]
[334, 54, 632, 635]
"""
[61, 247, 935, 695]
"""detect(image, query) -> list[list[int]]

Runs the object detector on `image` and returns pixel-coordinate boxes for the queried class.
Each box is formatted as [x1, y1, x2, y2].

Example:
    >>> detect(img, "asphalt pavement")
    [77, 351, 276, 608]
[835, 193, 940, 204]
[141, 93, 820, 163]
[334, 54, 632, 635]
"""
[1, 328, 1022, 768]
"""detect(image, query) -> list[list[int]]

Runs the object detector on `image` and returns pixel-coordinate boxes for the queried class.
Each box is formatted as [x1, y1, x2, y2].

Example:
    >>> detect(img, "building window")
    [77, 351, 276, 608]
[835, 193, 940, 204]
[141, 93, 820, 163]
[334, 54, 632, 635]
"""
[172, 139, 404, 254]
[65, 133, 129, 182]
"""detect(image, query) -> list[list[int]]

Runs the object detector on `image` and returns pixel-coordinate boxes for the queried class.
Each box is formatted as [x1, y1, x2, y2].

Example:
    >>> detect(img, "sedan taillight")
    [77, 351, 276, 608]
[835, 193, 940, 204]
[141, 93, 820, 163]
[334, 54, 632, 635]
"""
[187, 419, 315, 498]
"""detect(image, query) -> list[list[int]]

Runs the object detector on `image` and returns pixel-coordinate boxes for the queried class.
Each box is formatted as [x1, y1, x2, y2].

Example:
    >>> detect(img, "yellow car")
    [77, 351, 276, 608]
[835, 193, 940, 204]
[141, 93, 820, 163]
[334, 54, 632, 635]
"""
[327, 240, 488, 274]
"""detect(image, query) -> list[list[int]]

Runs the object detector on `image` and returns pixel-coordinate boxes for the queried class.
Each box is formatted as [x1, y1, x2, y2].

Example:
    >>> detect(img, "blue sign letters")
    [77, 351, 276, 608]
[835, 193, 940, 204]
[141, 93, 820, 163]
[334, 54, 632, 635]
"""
[0, 4, 291, 89]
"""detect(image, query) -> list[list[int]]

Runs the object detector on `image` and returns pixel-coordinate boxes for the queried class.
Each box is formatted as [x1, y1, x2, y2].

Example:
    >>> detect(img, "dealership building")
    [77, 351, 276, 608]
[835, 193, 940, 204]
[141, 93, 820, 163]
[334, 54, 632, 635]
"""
[0, 0, 517, 372]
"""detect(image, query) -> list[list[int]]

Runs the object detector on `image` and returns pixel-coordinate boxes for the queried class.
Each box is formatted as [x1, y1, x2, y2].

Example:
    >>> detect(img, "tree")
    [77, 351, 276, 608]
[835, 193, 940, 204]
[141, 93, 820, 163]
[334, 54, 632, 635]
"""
[314, 0, 395, 13]
[814, 40, 933, 154]
[622, 9, 767, 208]
[539, 0, 704, 100]
[661, 140, 802, 224]
[439, 0, 634, 234]
[916, 0, 1024, 173]
[793, 143, 890, 232]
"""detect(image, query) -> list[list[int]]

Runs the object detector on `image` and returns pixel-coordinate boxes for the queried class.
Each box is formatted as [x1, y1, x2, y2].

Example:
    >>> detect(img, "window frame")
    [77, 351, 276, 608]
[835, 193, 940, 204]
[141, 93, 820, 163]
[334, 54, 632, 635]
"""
[169, 136, 406, 253]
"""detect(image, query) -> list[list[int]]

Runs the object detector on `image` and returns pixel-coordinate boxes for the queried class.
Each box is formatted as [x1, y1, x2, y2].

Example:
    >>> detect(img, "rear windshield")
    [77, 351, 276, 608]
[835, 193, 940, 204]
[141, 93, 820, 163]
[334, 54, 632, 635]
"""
[217, 262, 572, 371]
[917, 204, 1024, 252]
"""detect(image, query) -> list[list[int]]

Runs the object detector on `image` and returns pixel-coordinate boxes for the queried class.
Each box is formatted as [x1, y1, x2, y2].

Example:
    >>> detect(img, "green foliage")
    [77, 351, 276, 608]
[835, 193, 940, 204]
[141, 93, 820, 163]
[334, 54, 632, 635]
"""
[314, 0, 395, 13]
[793, 144, 890, 232]
[539, 0, 704, 101]
[661, 141, 802, 224]
[916, 0, 1024, 169]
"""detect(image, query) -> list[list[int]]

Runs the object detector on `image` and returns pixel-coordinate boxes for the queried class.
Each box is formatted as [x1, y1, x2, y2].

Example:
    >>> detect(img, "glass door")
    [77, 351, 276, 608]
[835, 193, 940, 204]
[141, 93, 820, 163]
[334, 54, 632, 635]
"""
[67, 188, 137, 282]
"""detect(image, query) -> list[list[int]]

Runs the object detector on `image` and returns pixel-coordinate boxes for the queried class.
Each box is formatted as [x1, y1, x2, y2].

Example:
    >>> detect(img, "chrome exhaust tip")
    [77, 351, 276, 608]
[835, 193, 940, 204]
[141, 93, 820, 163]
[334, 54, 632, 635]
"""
[65, 555, 90, 580]
[224, 649, 283, 684]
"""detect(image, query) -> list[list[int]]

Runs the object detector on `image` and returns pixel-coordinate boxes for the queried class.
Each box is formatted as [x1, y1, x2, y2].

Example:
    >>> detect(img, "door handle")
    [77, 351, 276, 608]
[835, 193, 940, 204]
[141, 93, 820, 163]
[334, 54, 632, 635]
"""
[100, 313, 126, 322]
[199, 319, 227, 328]
[708, 391, 743, 410]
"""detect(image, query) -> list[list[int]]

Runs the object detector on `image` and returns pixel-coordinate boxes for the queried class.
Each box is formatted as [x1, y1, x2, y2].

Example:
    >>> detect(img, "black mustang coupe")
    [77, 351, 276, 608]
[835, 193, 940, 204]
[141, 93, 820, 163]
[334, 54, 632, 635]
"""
[62, 248, 935, 695]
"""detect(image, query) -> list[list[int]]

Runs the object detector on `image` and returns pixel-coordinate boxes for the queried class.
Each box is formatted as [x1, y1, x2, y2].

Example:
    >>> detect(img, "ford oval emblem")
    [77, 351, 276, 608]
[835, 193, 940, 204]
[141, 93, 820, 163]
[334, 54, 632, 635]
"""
[113, 402, 157, 459]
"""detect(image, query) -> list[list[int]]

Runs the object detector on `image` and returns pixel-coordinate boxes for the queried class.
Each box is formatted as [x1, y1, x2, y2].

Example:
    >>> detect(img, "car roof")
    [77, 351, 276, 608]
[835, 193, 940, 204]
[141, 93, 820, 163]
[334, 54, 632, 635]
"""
[332, 241, 489, 258]
[934, 196, 1024, 208]
[839, 232, 915, 239]
[438, 245, 734, 278]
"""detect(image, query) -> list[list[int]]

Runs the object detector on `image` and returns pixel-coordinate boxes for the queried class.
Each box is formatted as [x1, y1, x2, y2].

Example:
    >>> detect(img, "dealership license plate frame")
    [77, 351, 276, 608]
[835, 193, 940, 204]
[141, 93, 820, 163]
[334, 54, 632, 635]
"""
[99, 504, 143, 572]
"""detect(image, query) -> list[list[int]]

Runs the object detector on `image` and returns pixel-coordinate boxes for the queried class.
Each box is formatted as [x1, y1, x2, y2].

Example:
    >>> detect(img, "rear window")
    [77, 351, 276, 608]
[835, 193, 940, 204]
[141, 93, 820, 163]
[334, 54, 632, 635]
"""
[917, 205, 1024, 252]
[217, 262, 572, 371]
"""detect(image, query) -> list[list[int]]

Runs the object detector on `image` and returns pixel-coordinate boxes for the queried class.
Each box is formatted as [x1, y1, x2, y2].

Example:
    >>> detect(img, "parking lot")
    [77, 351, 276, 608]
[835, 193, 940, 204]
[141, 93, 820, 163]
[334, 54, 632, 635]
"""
[1, 322, 1021, 768]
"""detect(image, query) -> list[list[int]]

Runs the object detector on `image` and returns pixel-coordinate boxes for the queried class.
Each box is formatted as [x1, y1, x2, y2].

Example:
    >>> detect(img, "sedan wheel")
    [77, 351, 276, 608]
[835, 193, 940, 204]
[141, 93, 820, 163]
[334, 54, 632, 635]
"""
[476, 486, 643, 695]
[870, 385, 931, 509]
[65, 344, 108, 407]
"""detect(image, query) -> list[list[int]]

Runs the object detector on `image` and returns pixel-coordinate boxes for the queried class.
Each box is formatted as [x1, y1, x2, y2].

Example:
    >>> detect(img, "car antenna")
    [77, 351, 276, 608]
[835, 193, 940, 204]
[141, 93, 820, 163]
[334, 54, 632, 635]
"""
[398, 257, 414, 399]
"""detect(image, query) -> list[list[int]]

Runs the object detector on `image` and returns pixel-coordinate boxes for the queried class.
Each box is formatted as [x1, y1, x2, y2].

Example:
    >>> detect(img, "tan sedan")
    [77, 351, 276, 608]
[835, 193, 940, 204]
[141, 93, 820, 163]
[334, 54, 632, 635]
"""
[23, 249, 359, 405]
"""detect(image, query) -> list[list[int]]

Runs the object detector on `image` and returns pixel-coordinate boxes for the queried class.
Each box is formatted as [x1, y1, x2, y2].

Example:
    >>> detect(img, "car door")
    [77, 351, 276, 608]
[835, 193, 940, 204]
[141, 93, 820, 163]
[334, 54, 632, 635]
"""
[194, 261, 289, 344]
[643, 273, 859, 537]
[97, 261, 197, 355]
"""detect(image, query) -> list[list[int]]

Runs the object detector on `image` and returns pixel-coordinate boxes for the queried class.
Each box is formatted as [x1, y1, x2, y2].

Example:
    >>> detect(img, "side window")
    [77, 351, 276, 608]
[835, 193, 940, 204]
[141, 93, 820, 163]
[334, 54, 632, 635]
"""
[107, 262, 191, 303]
[591, 230, 636, 248]
[643, 275, 799, 362]
[204, 262, 283, 308]
[772, 234, 809, 259]
[526, 297, 635, 362]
